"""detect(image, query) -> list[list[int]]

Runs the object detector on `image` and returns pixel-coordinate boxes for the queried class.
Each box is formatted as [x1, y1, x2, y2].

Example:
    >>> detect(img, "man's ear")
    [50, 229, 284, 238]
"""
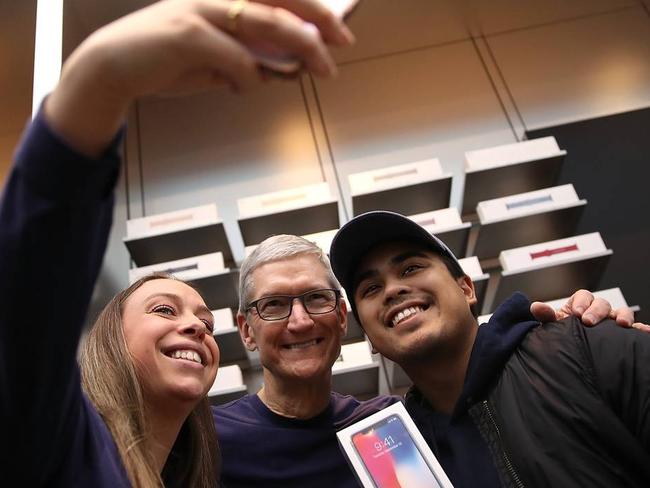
[237, 311, 257, 351]
[338, 297, 349, 338]
[458, 275, 477, 307]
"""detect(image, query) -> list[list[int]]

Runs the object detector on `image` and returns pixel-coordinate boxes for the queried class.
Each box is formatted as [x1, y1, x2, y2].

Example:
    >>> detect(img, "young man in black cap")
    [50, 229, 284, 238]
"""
[330, 211, 650, 487]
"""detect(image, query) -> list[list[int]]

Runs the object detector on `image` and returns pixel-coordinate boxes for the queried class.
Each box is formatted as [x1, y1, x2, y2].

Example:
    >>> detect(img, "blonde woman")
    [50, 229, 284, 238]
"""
[0, 0, 352, 485]
[79, 273, 220, 487]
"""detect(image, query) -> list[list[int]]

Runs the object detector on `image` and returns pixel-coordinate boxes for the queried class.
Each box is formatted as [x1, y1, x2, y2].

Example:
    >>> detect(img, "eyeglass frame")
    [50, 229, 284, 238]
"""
[245, 288, 342, 321]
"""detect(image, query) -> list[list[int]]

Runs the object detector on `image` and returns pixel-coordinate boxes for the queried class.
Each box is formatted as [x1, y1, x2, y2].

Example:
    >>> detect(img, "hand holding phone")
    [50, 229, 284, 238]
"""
[254, 0, 360, 75]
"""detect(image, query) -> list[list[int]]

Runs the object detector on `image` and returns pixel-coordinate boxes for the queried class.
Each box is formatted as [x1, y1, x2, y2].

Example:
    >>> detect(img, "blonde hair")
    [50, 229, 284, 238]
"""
[79, 273, 219, 487]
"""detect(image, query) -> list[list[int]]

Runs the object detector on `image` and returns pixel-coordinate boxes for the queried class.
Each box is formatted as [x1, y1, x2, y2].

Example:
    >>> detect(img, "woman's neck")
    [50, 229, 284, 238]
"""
[145, 402, 191, 473]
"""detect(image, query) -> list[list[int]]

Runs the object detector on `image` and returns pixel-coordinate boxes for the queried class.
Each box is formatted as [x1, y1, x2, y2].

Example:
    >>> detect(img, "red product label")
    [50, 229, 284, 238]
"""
[530, 244, 579, 260]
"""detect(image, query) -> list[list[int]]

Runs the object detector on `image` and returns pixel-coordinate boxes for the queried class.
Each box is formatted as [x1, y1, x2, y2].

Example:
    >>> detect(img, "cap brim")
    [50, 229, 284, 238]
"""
[330, 211, 456, 294]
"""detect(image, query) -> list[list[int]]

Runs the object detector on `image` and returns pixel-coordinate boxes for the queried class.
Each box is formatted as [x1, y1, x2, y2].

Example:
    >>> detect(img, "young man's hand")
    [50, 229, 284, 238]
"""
[530, 289, 649, 332]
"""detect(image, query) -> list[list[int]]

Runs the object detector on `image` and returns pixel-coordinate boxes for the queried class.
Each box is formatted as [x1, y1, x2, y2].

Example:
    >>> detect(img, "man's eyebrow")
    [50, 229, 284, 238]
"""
[354, 268, 378, 288]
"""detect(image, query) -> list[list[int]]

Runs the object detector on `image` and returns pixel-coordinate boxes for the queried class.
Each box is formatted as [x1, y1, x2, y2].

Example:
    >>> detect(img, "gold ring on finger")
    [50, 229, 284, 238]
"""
[227, 0, 248, 35]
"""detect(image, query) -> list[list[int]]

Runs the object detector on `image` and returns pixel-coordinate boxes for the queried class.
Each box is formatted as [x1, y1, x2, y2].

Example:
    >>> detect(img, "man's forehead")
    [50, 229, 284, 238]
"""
[252, 253, 331, 295]
[355, 241, 434, 274]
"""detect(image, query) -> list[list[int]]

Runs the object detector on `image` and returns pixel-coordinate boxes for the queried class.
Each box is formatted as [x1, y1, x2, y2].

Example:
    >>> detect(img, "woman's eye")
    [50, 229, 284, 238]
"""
[201, 319, 214, 332]
[153, 305, 175, 315]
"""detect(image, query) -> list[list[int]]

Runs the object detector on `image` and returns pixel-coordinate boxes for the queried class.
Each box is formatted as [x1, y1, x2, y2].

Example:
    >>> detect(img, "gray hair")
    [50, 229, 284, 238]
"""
[238, 234, 341, 314]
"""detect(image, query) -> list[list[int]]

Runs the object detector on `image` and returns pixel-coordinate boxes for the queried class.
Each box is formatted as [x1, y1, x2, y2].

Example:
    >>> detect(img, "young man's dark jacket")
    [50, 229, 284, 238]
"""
[406, 292, 650, 487]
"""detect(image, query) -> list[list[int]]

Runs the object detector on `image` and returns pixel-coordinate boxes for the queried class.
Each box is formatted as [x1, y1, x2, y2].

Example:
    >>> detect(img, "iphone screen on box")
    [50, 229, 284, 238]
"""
[351, 414, 445, 488]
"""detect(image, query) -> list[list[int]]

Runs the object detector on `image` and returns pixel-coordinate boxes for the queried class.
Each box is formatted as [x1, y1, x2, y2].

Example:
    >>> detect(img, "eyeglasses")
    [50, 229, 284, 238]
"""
[246, 288, 341, 321]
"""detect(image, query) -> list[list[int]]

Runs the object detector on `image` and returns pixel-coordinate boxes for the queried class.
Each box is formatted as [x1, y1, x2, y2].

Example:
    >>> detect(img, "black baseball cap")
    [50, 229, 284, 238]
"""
[330, 211, 462, 298]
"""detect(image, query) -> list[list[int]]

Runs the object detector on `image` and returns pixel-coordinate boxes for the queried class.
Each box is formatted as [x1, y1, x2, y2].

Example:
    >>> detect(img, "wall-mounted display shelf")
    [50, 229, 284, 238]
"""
[409, 208, 471, 258]
[211, 308, 248, 364]
[124, 203, 234, 267]
[129, 252, 239, 310]
[208, 365, 247, 406]
[129, 251, 225, 282]
[349, 159, 452, 217]
[340, 288, 365, 342]
[492, 232, 612, 307]
[471, 184, 587, 260]
[237, 183, 340, 247]
[212, 307, 236, 332]
[382, 357, 411, 390]
[462, 136, 566, 217]
[331, 341, 379, 397]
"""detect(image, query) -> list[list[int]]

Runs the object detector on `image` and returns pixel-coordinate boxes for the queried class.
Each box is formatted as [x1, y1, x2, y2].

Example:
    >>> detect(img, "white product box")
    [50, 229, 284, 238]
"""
[477, 184, 585, 224]
[465, 136, 565, 173]
[408, 207, 468, 235]
[208, 365, 244, 396]
[211, 308, 235, 333]
[349, 159, 446, 196]
[129, 252, 227, 283]
[458, 256, 488, 280]
[237, 182, 335, 218]
[126, 203, 219, 239]
[337, 402, 453, 488]
[332, 341, 374, 373]
[499, 233, 610, 273]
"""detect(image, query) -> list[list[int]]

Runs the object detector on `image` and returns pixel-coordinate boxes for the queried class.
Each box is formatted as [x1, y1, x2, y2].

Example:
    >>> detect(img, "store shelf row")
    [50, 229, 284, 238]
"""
[122, 135, 572, 269]
[122, 135, 628, 400]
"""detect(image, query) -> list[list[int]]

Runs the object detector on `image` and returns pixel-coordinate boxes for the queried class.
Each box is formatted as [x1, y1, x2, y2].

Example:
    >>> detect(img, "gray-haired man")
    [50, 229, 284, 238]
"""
[214, 235, 396, 487]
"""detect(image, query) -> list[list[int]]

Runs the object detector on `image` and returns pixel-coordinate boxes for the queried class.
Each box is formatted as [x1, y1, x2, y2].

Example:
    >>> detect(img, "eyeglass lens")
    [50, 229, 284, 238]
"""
[257, 289, 337, 319]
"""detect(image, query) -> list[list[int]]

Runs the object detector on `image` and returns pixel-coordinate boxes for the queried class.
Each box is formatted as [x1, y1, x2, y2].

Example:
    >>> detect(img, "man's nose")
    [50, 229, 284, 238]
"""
[286, 298, 315, 332]
[383, 278, 411, 306]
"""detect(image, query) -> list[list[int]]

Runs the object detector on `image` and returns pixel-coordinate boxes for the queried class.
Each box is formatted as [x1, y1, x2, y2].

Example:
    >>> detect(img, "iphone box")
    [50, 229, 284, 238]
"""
[337, 402, 453, 488]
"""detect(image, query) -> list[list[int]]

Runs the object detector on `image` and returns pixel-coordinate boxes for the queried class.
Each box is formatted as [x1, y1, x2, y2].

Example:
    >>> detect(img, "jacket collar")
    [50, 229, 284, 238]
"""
[406, 292, 539, 418]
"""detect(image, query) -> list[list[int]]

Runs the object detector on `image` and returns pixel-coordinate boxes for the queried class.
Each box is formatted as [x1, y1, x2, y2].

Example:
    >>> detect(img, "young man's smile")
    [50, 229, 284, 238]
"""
[353, 241, 477, 363]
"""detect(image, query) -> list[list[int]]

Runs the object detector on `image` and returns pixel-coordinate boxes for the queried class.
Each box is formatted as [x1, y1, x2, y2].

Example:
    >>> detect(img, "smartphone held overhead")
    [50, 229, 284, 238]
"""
[254, 0, 360, 75]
